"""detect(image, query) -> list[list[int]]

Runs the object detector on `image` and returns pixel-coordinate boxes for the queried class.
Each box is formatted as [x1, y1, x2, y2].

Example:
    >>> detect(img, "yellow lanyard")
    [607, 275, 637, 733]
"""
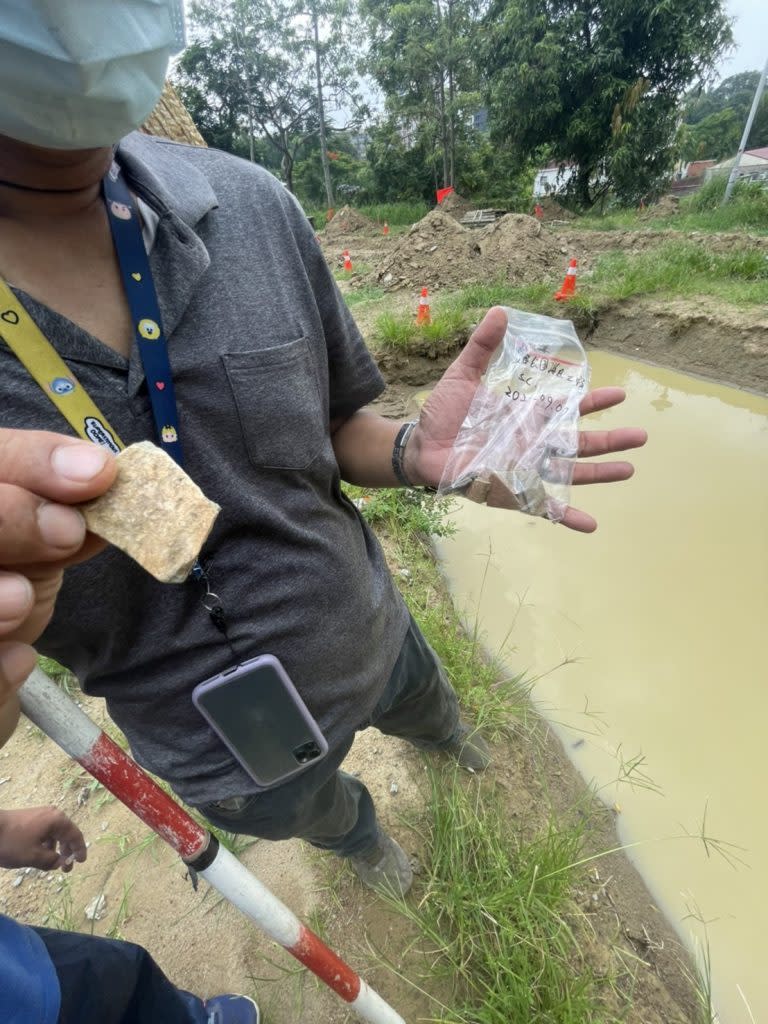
[0, 277, 123, 453]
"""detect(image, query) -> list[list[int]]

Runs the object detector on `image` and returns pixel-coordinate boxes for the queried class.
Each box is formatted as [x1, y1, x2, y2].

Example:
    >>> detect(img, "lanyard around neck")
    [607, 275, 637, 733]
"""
[0, 165, 228, 627]
[0, 162, 184, 467]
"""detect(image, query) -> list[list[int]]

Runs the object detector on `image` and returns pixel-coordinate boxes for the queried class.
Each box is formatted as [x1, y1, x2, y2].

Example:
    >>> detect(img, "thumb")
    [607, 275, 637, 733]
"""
[450, 306, 508, 380]
[30, 845, 62, 871]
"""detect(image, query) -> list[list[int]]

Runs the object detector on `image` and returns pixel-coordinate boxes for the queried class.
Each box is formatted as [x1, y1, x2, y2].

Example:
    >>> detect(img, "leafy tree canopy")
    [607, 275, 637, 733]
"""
[483, 0, 733, 205]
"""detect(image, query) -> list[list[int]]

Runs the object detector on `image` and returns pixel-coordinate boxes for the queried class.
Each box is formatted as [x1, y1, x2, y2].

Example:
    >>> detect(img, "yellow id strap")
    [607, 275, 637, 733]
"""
[0, 278, 123, 453]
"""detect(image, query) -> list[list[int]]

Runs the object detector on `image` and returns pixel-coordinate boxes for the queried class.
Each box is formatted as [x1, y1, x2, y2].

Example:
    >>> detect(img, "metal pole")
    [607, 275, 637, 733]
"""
[723, 56, 768, 204]
[19, 668, 405, 1024]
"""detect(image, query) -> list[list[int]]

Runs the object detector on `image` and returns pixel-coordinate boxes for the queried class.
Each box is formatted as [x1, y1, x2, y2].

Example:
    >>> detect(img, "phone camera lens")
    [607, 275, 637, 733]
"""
[293, 741, 321, 764]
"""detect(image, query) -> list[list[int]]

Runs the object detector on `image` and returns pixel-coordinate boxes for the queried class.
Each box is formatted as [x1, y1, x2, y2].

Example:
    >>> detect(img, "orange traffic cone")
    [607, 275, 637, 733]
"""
[416, 287, 431, 325]
[554, 258, 577, 301]
[383, 221, 389, 236]
[342, 249, 353, 272]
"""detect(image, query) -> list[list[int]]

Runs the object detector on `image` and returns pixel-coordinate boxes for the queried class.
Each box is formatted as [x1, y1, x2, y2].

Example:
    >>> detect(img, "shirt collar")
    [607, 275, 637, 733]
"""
[116, 132, 219, 228]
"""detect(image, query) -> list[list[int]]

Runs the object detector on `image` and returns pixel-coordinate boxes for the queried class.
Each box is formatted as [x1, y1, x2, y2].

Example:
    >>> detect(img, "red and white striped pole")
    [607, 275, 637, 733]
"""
[19, 669, 405, 1024]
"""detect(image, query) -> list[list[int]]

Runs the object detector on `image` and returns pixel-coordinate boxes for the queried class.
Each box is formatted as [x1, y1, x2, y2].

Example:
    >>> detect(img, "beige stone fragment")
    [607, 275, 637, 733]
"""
[464, 476, 490, 504]
[487, 470, 547, 516]
[457, 469, 548, 516]
[80, 442, 220, 583]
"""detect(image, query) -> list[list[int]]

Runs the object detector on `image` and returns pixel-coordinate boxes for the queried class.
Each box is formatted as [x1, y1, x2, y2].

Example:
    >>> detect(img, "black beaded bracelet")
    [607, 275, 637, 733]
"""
[392, 420, 417, 487]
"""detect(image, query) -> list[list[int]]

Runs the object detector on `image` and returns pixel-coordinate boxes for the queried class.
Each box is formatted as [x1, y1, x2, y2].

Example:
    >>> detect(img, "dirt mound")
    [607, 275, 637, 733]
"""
[479, 213, 565, 281]
[554, 228, 768, 267]
[374, 208, 486, 290]
[538, 196, 576, 221]
[640, 194, 680, 220]
[324, 204, 374, 238]
[439, 190, 474, 221]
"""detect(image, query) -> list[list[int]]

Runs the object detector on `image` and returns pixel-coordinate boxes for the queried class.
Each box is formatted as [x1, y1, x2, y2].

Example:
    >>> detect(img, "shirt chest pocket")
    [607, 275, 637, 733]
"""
[222, 336, 326, 471]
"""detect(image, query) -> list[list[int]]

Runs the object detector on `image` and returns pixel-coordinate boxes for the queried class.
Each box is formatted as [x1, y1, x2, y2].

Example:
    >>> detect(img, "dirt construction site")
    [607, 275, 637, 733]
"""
[1, 195, 765, 1024]
[322, 199, 768, 394]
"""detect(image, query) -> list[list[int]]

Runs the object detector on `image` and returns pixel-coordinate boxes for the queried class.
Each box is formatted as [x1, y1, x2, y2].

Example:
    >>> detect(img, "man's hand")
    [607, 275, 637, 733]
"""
[0, 429, 116, 701]
[0, 806, 87, 871]
[404, 307, 648, 532]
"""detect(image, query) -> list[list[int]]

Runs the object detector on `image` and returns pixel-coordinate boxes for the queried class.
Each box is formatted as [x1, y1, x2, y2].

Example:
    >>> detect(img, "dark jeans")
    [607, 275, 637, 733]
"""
[34, 926, 205, 1024]
[198, 615, 461, 857]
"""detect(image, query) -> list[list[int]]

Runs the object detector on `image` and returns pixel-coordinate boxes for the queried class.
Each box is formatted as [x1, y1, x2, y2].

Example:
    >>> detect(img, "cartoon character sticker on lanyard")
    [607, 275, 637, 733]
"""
[49, 376, 76, 395]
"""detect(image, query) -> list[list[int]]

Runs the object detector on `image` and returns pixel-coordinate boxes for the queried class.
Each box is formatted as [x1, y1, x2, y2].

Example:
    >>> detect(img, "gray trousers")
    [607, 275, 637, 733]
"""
[196, 615, 460, 857]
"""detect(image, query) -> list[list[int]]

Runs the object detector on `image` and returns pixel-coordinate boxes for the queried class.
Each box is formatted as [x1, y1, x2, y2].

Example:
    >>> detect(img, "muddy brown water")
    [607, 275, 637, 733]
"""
[435, 351, 768, 1023]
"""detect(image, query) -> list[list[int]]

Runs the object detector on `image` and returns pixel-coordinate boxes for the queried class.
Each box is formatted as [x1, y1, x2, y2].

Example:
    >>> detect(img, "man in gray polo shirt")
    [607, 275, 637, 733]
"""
[0, 2, 646, 895]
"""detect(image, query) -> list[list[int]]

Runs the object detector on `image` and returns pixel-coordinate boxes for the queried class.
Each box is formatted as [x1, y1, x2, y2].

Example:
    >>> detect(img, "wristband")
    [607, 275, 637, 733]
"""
[392, 421, 418, 487]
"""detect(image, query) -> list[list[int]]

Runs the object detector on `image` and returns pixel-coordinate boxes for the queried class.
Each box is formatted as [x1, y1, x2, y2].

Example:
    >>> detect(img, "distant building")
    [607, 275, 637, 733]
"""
[705, 148, 768, 185]
[669, 159, 716, 197]
[533, 162, 577, 197]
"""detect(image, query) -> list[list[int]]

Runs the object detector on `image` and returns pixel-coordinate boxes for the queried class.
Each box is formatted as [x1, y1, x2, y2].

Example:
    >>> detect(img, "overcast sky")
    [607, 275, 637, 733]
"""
[716, 0, 768, 78]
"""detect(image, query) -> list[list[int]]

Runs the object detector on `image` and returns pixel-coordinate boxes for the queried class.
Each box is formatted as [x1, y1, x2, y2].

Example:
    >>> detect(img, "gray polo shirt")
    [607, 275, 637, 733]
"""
[0, 134, 409, 805]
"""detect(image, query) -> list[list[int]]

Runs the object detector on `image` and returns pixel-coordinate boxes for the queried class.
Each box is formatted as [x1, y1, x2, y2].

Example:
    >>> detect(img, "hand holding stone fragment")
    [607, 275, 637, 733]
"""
[79, 442, 220, 583]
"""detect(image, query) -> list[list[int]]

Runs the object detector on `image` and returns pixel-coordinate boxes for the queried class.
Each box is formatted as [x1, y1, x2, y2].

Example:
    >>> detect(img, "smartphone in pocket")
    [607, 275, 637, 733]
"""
[192, 655, 328, 787]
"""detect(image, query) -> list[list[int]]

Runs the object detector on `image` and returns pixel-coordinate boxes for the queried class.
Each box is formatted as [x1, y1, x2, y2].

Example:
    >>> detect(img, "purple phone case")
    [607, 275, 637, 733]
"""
[192, 654, 328, 788]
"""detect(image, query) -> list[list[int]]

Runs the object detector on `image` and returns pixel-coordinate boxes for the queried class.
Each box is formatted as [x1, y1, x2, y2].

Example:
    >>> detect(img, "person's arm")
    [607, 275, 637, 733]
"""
[0, 807, 87, 872]
[331, 308, 648, 533]
[331, 411, 420, 488]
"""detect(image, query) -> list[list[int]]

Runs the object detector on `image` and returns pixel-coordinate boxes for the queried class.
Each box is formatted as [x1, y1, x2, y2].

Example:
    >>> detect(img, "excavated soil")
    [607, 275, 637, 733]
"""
[322, 198, 768, 293]
[559, 226, 768, 264]
[438, 190, 475, 221]
[479, 213, 564, 281]
[374, 208, 485, 290]
[639, 194, 681, 220]
[538, 195, 576, 221]
[323, 204, 377, 239]
[373, 210, 567, 292]
[583, 296, 768, 394]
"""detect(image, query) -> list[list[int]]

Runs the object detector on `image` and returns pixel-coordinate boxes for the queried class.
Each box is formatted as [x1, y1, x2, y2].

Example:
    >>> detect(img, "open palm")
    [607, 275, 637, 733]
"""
[409, 307, 648, 532]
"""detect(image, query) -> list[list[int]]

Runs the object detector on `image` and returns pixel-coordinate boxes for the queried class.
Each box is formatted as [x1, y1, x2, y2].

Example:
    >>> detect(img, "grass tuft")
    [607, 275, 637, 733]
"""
[373, 306, 469, 354]
[390, 770, 607, 1024]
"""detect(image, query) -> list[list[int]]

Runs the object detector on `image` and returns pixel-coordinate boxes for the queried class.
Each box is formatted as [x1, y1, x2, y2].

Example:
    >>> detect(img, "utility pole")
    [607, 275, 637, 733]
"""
[722, 55, 768, 204]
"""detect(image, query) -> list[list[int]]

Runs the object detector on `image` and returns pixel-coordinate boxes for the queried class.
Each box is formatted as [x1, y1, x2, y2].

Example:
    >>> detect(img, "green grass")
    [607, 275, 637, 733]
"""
[306, 200, 429, 231]
[585, 242, 768, 306]
[346, 486, 528, 736]
[356, 200, 429, 226]
[332, 260, 373, 281]
[373, 306, 469, 354]
[389, 770, 610, 1024]
[344, 284, 386, 306]
[347, 491, 582, 1024]
[368, 236, 768, 358]
[577, 180, 768, 235]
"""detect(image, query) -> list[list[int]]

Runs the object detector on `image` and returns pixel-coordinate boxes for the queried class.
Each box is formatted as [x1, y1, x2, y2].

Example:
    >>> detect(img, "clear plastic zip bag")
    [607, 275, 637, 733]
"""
[438, 308, 590, 522]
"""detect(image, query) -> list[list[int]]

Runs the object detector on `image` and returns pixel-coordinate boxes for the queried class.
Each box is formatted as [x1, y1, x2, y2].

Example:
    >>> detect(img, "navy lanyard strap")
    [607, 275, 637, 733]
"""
[102, 166, 227, 632]
[103, 164, 185, 468]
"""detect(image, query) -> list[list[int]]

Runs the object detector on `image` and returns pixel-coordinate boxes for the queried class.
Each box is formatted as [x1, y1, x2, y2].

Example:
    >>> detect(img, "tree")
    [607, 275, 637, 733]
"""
[484, 0, 733, 207]
[679, 108, 742, 161]
[175, 0, 318, 191]
[299, 0, 368, 209]
[682, 70, 768, 158]
[175, 0, 365, 196]
[360, 0, 480, 190]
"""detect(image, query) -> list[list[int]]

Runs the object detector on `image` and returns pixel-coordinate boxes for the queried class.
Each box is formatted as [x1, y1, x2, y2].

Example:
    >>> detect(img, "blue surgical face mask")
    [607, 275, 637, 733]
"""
[0, 0, 186, 150]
